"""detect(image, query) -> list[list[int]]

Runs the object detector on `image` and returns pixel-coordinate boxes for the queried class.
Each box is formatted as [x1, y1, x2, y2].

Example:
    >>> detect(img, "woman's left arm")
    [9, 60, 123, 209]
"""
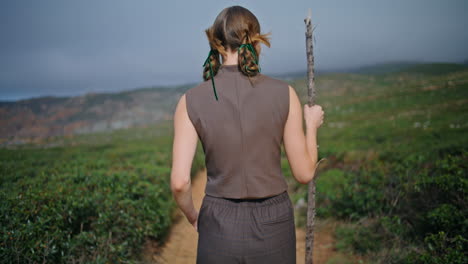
[170, 93, 199, 229]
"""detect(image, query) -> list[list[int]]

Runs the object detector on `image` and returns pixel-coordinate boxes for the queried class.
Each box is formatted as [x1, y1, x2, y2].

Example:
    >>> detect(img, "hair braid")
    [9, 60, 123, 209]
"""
[203, 28, 223, 81]
[202, 6, 272, 91]
[238, 30, 260, 77]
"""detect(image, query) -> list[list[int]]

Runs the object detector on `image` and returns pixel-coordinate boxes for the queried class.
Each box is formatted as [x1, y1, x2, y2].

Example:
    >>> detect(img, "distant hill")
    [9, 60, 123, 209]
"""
[270, 61, 468, 79]
[270, 70, 307, 81]
[0, 84, 193, 146]
[395, 63, 468, 75]
[350, 61, 423, 74]
[347, 62, 468, 76]
[2, 62, 467, 146]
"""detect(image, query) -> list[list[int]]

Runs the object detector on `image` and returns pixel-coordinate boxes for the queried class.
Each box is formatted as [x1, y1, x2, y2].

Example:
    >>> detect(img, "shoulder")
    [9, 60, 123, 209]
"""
[185, 80, 211, 97]
[257, 73, 290, 89]
[259, 73, 297, 95]
[183, 80, 211, 120]
[184, 80, 212, 107]
[256, 73, 291, 99]
[256, 73, 290, 114]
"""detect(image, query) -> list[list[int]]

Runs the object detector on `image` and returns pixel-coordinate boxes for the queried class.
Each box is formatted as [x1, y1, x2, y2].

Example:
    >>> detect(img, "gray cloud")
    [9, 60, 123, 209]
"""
[1, 0, 467, 101]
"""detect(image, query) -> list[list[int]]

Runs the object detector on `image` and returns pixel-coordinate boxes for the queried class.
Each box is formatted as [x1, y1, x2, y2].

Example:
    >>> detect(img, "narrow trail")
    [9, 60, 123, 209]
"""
[144, 169, 337, 263]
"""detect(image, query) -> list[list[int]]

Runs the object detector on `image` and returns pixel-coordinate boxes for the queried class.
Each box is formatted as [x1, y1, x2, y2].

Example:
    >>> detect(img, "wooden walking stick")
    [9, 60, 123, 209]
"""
[304, 8, 317, 264]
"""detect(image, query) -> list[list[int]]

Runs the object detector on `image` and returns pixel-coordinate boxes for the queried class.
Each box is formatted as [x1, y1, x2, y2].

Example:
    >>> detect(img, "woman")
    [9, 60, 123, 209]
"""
[171, 5, 324, 263]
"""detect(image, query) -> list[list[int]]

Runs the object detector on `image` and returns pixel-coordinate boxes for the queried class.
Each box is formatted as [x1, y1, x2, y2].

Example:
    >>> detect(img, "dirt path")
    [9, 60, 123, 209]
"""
[144, 169, 337, 263]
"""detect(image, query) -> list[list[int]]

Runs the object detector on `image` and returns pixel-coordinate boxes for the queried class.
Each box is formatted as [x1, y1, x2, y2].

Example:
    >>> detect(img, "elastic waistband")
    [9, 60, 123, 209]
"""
[203, 191, 290, 208]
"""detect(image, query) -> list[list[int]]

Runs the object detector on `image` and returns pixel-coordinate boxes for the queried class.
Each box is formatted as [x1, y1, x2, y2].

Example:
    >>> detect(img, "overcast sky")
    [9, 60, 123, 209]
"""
[1, 0, 467, 101]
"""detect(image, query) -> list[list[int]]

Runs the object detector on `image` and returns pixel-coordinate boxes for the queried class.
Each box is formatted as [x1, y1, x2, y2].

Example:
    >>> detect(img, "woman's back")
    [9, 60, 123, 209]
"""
[185, 64, 290, 199]
[170, 5, 324, 263]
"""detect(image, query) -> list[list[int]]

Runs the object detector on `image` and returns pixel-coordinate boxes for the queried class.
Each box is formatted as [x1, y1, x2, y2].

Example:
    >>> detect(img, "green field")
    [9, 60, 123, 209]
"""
[0, 122, 205, 263]
[287, 63, 467, 263]
[1, 63, 467, 263]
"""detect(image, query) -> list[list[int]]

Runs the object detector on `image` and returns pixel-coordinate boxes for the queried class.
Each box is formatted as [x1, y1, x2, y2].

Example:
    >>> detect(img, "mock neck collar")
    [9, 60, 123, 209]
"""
[219, 64, 240, 73]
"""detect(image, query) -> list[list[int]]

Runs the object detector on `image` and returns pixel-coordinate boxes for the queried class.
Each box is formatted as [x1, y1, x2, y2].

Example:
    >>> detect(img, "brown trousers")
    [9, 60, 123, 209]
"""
[196, 191, 296, 264]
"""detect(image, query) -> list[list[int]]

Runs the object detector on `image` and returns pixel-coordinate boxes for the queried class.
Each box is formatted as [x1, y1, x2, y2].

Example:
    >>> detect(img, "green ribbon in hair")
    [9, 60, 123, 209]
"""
[238, 43, 261, 73]
[203, 43, 260, 101]
[203, 49, 219, 101]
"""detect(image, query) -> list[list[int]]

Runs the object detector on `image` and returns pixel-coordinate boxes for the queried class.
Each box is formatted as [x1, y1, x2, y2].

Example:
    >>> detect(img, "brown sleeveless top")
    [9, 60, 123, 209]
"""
[185, 64, 290, 199]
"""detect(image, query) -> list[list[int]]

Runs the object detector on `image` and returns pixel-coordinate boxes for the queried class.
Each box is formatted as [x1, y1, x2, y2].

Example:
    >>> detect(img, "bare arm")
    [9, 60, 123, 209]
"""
[170, 93, 199, 229]
[283, 85, 323, 184]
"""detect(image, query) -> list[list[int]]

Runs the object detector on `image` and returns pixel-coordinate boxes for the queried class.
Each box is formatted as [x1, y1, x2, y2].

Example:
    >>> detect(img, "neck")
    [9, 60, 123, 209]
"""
[222, 50, 238, 65]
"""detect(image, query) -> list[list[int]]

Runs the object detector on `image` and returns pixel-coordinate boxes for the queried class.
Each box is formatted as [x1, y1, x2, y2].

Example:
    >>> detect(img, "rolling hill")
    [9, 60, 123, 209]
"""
[1, 62, 466, 263]
[0, 84, 193, 146]
[1, 62, 466, 148]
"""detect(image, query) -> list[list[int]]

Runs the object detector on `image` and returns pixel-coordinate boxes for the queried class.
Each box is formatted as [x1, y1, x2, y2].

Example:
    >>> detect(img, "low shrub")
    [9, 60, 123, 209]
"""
[0, 131, 206, 263]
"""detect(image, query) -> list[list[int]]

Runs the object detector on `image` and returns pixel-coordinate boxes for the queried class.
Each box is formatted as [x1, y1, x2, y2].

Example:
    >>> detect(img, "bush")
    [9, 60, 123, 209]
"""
[0, 159, 175, 263]
[405, 232, 467, 264]
[0, 131, 206, 263]
[315, 163, 391, 220]
[335, 221, 384, 255]
[315, 151, 467, 262]
[288, 67, 468, 262]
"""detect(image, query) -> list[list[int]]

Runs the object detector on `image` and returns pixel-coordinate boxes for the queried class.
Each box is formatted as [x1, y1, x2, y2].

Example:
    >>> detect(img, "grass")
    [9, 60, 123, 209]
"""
[0, 121, 205, 263]
[1, 63, 466, 263]
[283, 64, 467, 263]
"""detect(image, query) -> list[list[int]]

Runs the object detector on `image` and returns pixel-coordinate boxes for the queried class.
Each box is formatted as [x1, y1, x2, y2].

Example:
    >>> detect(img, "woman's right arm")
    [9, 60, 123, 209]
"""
[283, 85, 324, 184]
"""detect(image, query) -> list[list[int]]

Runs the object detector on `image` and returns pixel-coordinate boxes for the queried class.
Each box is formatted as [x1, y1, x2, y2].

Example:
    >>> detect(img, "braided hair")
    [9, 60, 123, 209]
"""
[203, 6, 271, 90]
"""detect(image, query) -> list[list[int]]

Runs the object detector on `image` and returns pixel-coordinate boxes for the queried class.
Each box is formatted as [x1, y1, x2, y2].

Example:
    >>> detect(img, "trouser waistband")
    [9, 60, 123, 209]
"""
[203, 191, 289, 208]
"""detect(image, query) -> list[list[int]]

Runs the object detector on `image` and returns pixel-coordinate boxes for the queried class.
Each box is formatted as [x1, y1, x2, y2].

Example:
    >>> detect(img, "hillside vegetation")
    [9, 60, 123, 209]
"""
[1, 63, 466, 263]
[0, 84, 192, 145]
[0, 122, 205, 262]
[285, 63, 467, 263]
